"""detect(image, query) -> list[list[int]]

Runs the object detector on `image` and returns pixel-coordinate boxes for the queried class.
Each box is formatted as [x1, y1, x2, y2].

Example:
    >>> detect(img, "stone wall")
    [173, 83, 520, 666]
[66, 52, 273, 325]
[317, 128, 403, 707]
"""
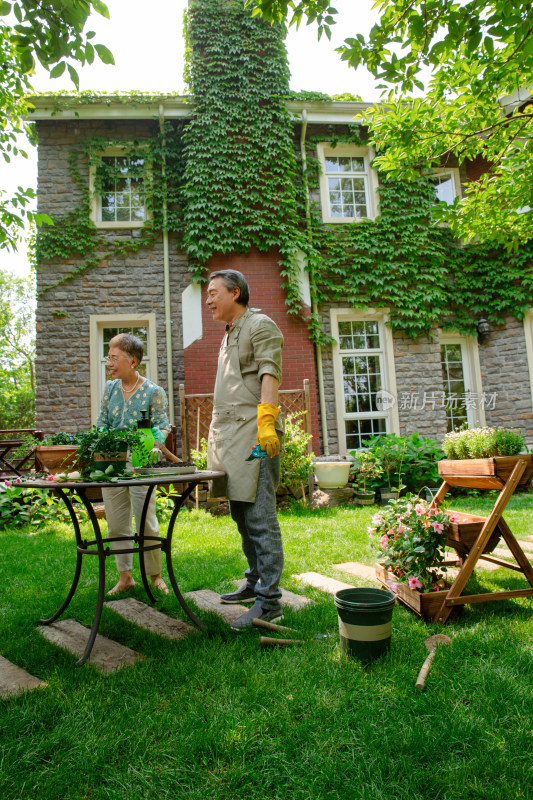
[35, 120, 191, 448]
[316, 303, 533, 451]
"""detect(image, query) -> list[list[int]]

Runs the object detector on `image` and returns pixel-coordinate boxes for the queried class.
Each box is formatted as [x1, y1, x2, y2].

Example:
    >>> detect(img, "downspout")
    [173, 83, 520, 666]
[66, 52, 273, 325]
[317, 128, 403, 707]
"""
[159, 103, 175, 424]
[300, 108, 329, 454]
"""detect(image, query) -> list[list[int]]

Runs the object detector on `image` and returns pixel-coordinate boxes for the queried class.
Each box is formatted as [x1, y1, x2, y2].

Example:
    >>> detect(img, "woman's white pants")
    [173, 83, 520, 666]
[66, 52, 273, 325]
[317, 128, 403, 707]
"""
[101, 485, 161, 575]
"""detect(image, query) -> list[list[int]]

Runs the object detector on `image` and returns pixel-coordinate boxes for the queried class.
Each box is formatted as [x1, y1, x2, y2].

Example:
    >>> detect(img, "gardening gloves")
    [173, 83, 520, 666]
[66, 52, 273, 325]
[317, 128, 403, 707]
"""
[256, 403, 280, 458]
[151, 428, 168, 444]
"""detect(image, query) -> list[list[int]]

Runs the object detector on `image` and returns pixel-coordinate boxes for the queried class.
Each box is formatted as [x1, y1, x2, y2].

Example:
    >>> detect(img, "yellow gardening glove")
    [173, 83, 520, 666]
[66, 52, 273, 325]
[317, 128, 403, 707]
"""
[256, 403, 280, 458]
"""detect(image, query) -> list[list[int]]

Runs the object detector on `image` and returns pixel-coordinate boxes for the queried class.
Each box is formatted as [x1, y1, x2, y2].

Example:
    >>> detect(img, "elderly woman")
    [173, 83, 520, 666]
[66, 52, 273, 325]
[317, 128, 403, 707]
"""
[97, 332, 170, 596]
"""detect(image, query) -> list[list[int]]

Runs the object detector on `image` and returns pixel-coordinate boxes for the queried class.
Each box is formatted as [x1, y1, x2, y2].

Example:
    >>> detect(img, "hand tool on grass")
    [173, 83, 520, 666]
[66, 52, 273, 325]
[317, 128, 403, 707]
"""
[252, 618, 298, 633]
[253, 618, 328, 647]
[259, 636, 306, 647]
[415, 634, 452, 691]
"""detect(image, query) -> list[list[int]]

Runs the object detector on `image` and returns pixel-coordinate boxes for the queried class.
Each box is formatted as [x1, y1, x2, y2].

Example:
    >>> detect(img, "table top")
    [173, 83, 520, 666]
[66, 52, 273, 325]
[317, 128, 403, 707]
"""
[17, 470, 224, 490]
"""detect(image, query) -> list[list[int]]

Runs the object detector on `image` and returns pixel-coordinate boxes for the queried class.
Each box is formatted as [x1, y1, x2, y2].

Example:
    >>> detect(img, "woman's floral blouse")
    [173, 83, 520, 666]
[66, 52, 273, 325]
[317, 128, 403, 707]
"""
[96, 379, 171, 433]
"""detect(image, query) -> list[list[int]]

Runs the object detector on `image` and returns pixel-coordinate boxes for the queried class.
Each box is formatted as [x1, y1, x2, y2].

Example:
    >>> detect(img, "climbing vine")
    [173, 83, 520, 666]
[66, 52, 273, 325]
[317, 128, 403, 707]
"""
[34, 0, 533, 340]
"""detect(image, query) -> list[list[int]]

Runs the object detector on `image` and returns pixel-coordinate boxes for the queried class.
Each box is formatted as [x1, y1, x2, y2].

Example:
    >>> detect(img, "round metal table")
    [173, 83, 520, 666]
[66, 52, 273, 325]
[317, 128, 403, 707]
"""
[21, 471, 224, 665]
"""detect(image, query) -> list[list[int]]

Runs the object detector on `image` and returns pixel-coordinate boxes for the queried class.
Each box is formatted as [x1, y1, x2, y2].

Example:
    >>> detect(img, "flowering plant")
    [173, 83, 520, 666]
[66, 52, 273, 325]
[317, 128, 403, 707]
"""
[354, 450, 383, 492]
[369, 495, 456, 592]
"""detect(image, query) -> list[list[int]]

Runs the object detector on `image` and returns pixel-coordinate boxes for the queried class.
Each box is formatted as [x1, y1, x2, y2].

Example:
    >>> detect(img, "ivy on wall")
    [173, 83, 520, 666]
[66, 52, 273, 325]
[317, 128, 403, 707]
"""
[34, 0, 533, 341]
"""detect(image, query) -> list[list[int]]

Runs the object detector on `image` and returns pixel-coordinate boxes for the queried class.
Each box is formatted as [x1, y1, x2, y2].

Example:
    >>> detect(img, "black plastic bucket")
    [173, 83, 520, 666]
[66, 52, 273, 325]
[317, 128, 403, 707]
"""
[334, 587, 395, 663]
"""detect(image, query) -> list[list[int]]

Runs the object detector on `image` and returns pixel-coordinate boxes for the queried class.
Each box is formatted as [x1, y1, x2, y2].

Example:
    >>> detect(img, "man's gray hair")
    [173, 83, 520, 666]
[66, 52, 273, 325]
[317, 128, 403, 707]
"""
[208, 269, 249, 306]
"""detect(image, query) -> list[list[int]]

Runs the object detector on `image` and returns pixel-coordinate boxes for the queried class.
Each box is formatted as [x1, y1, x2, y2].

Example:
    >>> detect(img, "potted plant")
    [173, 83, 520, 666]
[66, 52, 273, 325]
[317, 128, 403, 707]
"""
[14, 431, 80, 475]
[439, 427, 533, 489]
[76, 427, 143, 479]
[364, 434, 406, 503]
[370, 496, 459, 619]
[353, 451, 382, 505]
[280, 413, 314, 502]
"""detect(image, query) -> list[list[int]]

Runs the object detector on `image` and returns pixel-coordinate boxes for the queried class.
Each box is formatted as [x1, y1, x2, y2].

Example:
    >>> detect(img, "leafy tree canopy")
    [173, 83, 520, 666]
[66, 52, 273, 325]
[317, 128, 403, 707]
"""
[0, 1, 113, 249]
[0, 268, 35, 428]
[249, 0, 533, 247]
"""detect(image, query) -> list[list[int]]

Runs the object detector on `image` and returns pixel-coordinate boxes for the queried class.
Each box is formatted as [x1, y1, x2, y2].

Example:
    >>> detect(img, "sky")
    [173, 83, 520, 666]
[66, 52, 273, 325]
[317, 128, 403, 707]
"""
[0, 0, 380, 279]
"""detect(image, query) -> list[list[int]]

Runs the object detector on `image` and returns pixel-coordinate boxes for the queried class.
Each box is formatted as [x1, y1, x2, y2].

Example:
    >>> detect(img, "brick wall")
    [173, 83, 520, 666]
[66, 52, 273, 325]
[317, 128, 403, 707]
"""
[183, 247, 321, 449]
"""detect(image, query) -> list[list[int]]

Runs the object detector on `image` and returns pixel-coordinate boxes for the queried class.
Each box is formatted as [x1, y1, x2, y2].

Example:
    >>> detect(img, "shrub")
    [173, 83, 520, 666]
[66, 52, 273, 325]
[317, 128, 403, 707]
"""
[361, 433, 444, 493]
[280, 413, 314, 488]
[0, 479, 88, 528]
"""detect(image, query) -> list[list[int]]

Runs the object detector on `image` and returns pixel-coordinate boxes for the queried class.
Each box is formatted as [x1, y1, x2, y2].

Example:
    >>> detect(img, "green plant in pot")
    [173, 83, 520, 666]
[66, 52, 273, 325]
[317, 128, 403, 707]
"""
[364, 434, 407, 501]
[13, 431, 81, 475]
[76, 427, 143, 480]
[442, 426, 526, 459]
[353, 451, 382, 505]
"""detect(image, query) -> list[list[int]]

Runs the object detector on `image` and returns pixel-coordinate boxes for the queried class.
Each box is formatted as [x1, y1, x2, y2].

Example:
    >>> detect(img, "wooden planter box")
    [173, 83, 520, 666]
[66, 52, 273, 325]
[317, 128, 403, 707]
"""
[444, 509, 500, 555]
[438, 455, 533, 491]
[375, 562, 462, 621]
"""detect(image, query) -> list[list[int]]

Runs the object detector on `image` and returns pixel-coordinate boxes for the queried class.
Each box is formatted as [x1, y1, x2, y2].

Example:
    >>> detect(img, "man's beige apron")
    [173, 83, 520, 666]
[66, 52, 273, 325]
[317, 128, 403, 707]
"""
[207, 314, 275, 503]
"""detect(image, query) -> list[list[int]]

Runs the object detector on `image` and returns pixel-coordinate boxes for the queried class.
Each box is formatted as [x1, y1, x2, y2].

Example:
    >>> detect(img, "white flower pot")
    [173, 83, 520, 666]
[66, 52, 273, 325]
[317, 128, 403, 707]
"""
[314, 461, 351, 489]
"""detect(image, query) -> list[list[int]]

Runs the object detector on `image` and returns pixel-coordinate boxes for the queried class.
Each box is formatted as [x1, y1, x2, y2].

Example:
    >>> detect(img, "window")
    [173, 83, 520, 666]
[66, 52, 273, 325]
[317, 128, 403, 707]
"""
[90, 148, 150, 228]
[330, 310, 399, 453]
[430, 169, 461, 206]
[89, 314, 158, 423]
[439, 334, 484, 431]
[317, 143, 379, 223]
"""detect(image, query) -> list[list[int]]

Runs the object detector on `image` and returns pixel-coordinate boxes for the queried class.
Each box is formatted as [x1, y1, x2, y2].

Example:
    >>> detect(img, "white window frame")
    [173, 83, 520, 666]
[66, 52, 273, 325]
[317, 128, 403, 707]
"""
[439, 332, 485, 429]
[89, 313, 158, 424]
[89, 145, 151, 229]
[317, 142, 380, 223]
[330, 308, 400, 454]
[430, 168, 462, 205]
[523, 309, 533, 411]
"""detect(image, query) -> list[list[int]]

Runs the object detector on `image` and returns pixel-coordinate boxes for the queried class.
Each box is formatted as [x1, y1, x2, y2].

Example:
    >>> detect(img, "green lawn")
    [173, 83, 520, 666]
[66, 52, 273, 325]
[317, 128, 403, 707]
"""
[1, 494, 533, 800]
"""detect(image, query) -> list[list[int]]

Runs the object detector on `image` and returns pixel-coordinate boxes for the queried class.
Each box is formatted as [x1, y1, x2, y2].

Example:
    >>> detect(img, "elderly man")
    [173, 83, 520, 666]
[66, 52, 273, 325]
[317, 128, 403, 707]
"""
[206, 269, 284, 630]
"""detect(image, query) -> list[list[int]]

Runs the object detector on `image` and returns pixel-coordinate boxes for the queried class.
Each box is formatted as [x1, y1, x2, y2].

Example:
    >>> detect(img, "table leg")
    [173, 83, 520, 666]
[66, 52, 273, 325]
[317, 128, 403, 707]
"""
[163, 483, 205, 630]
[38, 487, 83, 625]
[138, 485, 157, 604]
[73, 489, 109, 666]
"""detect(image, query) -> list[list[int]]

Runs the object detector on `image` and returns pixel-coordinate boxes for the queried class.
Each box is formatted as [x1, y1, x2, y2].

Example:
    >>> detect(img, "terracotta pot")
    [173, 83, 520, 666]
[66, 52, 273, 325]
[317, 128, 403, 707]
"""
[314, 462, 351, 488]
[374, 563, 462, 621]
[35, 445, 78, 475]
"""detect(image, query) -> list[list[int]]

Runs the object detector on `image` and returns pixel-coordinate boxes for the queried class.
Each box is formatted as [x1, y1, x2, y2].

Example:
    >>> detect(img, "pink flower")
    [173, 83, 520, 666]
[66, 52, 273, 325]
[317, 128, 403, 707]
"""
[372, 514, 383, 525]
[387, 528, 395, 536]
[368, 528, 376, 535]
[432, 522, 444, 533]
[47, 474, 55, 482]
[408, 576, 423, 590]
[15, 477, 21, 483]
[429, 507, 438, 517]
[414, 503, 425, 516]
[450, 514, 460, 523]
[3, 480, 11, 486]
[380, 534, 389, 548]
[397, 522, 404, 534]
[387, 580, 401, 593]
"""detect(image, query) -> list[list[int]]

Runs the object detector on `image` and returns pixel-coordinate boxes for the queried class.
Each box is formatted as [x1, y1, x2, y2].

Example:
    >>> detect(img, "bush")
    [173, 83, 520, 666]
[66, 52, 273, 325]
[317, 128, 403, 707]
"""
[361, 432, 444, 493]
[0, 480, 87, 528]
[280, 413, 314, 489]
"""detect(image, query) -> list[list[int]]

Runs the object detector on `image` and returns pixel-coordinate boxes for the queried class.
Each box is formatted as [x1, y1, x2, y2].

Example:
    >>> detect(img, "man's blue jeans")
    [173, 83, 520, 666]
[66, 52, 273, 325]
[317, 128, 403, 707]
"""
[228, 453, 284, 612]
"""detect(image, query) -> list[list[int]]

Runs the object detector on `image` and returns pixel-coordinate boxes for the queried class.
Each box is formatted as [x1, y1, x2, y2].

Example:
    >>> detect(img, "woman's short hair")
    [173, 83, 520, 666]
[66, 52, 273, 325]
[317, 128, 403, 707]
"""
[208, 269, 249, 306]
[109, 333, 144, 365]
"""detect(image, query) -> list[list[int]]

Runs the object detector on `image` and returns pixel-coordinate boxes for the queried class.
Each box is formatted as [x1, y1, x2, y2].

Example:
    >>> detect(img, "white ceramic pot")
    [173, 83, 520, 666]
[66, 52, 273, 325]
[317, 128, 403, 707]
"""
[314, 461, 351, 489]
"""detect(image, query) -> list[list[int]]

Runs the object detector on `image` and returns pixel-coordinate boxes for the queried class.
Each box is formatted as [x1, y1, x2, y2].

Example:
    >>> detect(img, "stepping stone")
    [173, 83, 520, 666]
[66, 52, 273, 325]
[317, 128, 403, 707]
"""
[292, 572, 354, 595]
[232, 580, 314, 610]
[516, 539, 533, 553]
[105, 598, 196, 641]
[0, 655, 47, 698]
[38, 619, 142, 673]
[185, 590, 249, 623]
[333, 562, 379, 583]
[492, 547, 516, 561]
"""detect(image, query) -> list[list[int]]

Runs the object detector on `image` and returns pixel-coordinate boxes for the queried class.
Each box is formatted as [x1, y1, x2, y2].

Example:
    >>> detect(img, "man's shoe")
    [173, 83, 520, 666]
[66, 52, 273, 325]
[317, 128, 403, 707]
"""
[230, 601, 283, 631]
[220, 585, 257, 604]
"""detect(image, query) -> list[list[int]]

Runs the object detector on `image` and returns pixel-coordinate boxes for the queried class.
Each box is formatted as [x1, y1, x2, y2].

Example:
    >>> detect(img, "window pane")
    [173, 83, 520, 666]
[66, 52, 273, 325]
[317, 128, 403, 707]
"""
[98, 155, 146, 223]
[431, 174, 455, 205]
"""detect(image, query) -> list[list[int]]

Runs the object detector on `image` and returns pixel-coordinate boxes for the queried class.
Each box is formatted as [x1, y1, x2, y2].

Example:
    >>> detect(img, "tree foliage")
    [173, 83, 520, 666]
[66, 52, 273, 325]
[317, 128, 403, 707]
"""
[248, 0, 533, 247]
[0, 1, 113, 249]
[0, 268, 35, 428]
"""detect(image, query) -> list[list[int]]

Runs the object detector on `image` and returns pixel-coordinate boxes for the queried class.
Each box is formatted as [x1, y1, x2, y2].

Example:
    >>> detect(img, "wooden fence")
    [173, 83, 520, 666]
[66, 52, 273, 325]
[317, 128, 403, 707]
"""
[179, 379, 312, 460]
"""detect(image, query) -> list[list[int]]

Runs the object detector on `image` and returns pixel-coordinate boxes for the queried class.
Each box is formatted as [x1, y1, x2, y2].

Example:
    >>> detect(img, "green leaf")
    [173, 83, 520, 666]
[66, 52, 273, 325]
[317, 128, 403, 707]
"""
[67, 63, 80, 88]
[94, 44, 115, 65]
[91, 0, 110, 19]
[0, 1, 11, 16]
[49, 61, 66, 79]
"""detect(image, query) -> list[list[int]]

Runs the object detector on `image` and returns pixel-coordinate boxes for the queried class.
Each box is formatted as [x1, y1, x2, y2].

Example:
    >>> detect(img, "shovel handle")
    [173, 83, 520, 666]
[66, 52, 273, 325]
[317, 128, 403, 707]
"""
[159, 444, 182, 463]
[415, 648, 436, 691]
[252, 618, 298, 633]
[259, 636, 305, 647]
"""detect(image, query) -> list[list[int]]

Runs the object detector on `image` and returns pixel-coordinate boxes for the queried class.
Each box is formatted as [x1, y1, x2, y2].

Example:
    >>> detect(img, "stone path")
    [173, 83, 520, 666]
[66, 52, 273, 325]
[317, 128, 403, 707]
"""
[0, 655, 47, 698]
[292, 572, 354, 595]
[185, 590, 252, 623]
[105, 598, 196, 641]
[332, 562, 378, 583]
[232, 580, 314, 609]
[38, 619, 143, 673]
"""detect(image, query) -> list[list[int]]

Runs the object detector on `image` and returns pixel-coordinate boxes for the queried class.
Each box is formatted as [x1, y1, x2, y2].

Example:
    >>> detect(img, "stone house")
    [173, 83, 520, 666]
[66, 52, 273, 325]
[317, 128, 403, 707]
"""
[29, 33, 533, 455]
